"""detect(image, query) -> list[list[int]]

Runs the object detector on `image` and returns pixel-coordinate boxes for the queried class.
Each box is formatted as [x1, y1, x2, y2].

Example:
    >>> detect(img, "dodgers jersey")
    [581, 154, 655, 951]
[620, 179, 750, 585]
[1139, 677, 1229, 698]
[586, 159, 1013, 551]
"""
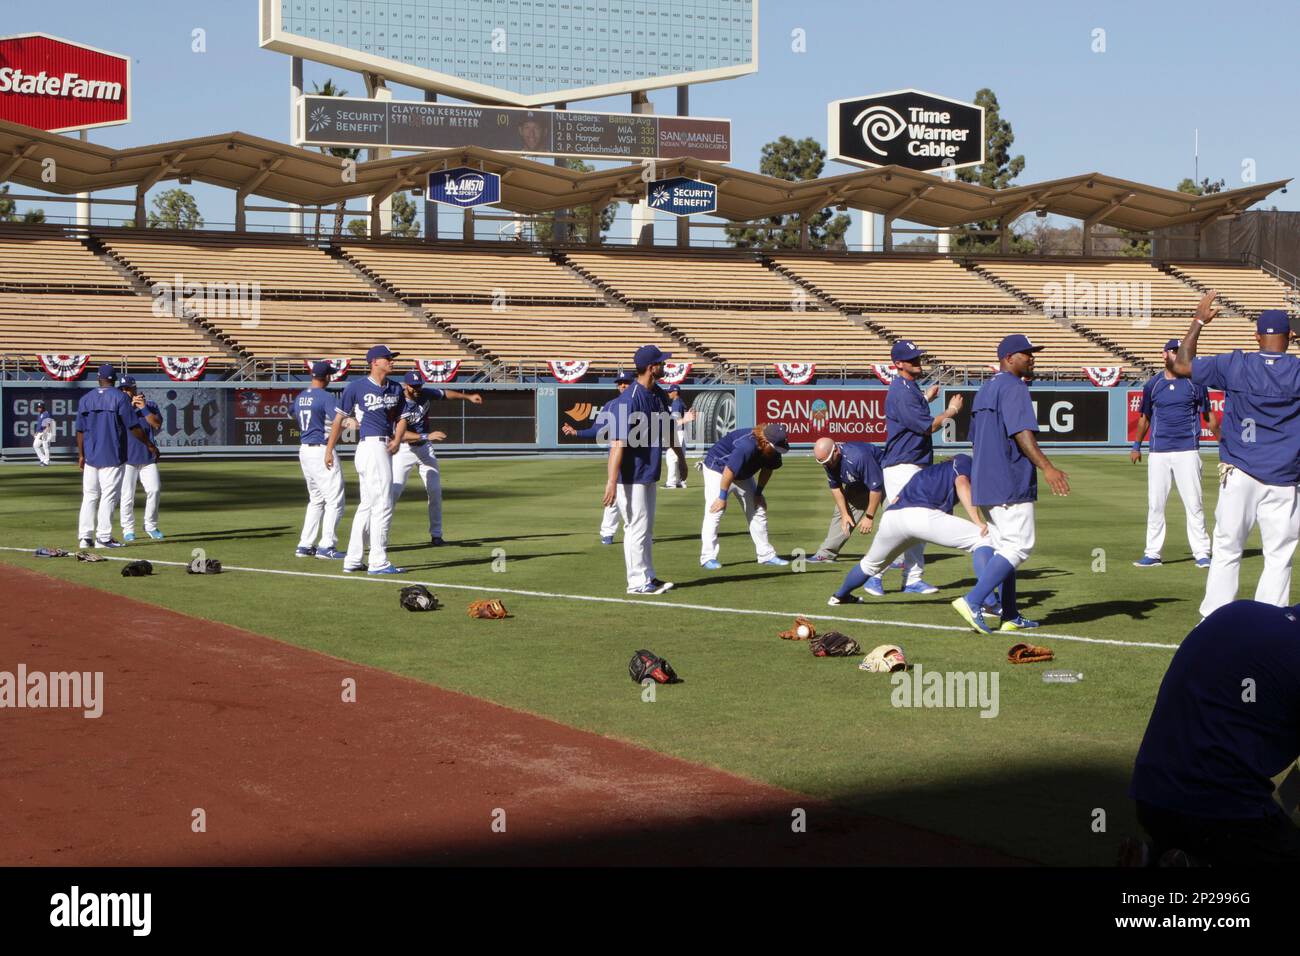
[607, 382, 663, 484]
[1141, 374, 1210, 453]
[1192, 350, 1300, 485]
[670, 396, 686, 420]
[704, 428, 784, 482]
[577, 392, 624, 442]
[338, 376, 403, 440]
[883, 376, 935, 468]
[76, 386, 138, 468]
[292, 387, 337, 445]
[35, 411, 53, 435]
[823, 442, 884, 494]
[894, 454, 973, 515]
[969, 372, 1039, 508]
[125, 400, 162, 467]
[399, 390, 447, 442]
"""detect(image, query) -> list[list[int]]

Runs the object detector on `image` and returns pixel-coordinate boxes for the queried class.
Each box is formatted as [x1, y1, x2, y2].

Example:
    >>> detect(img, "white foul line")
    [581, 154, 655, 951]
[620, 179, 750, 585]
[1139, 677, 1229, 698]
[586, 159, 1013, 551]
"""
[0, 546, 1179, 651]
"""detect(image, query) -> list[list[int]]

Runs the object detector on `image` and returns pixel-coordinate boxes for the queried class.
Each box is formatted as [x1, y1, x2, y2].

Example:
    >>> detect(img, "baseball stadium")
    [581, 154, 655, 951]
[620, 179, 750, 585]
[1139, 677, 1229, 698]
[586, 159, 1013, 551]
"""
[2, 1, 1299, 899]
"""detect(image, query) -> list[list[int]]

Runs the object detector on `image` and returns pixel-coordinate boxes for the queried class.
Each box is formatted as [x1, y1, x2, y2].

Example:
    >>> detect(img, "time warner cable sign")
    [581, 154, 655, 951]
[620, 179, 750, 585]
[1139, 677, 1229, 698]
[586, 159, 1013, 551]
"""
[828, 89, 983, 173]
[648, 177, 718, 217]
[427, 167, 501, 208]
[0, 33, 131, 133]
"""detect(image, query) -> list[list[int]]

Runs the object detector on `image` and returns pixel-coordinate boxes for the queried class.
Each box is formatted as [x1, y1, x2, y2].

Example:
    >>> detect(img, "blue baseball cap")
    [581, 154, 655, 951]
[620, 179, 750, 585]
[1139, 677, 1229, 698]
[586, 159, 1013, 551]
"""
[615, 370, 636, 384]
[1257, 310, 1289, 335]
[402, 370, 424, 388]
[366, 345, 399, 362]
[96, 363, 116, 382]
[665, 382, 682, 393]
[761, 423, 790, 453]
[891, 340, 925, 363]
[310, 360, 335, 380]
[1163, 339, 1181, 353]
[119, 375, 138, 389]
[996, 334, 1045, 360]
[633, 344, 672, 368]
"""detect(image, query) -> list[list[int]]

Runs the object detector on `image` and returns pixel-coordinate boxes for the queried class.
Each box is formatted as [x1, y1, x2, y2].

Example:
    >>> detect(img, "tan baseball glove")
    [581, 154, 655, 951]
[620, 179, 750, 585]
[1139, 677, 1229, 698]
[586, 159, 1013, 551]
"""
[468, 599, 508, 619]
[778, 616, 817, 641]
[1008, 642, 1054, 664]
[859, 643, 908, 673]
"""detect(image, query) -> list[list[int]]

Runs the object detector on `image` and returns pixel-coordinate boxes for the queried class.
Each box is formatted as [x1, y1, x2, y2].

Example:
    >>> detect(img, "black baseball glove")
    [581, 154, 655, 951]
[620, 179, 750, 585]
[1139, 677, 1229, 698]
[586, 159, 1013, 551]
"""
[121, 560, 153, 577]
[810, 631, 861, 657]
[187, 559, 222, 575]
[628, 649, 682, 684]
[400, 585, 440, 612]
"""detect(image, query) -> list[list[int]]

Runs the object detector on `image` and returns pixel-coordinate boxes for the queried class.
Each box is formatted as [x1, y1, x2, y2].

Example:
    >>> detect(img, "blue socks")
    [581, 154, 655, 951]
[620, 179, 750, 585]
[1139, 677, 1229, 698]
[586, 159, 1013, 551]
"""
[965, 554, 1014, 610]
[834, 565, 871, 599]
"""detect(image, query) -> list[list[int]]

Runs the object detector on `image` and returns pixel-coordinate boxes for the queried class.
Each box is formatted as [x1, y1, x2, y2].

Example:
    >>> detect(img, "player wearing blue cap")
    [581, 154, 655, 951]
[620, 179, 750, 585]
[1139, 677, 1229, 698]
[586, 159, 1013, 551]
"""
[699, 423, 791, 569]
[292, 362, 346, 559]
[662, 383, 692, 490]
[391, 369, 484, 546]
[325, 345, 408, 575]
[116, 376, 165, 542]
[807, 437, 886, 568]
[951, 334, 1070, 634]
[1171, 294, 1300, 616]
[605, 345, 675, 594]
[1131, 338, 1219, 569]
[75, 364, 156, 549]
[882, 340, 965, 593]
[31, 401, 54, 466]
[564, 370, 633, 544]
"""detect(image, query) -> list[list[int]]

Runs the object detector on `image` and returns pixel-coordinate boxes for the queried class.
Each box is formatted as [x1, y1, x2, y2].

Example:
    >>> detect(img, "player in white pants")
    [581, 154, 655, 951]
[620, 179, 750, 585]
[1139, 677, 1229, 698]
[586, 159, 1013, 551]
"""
[75, 365, 154, 549]
[564, 371, 633, 544]
[117, 377, 165, 542]
[293, 363, 346, 559]
[699, 424, 791, 568]
[31, 402, 54, 466]
[663, 383, 690, 489]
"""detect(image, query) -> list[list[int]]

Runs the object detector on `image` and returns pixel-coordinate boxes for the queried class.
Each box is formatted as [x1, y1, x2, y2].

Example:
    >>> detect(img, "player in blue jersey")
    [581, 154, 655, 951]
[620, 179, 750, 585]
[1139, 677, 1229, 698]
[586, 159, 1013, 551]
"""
[807, 438, 886, 569]
[663, 383, 690, 489]
[32, 401, 54, 466]
[116, 376, 165, 542]
[391, 370, 484, 546]
[292, 361, 346, 559]
[699, 423, 791, 569]
[564, 370, 633, 544]
[75, 364, 155, 549]
[325, 346, 408, 575]
[1131, 338, 1219, 568]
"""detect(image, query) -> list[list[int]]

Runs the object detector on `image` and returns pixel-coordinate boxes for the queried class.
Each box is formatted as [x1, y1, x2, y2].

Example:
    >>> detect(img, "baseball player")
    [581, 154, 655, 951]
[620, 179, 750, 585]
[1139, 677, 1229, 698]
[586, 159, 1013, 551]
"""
[117, 376, 165, 542]
[882, 340, 965, 594]
[828, 454, 1001, 606]
[391, 370, 484, 546]
[31, 401, 54, 466]
[326, 345, 408, 575]
[699, 423, 791, 569]
[75, 364, 155, 549]
[563, 370, 633, 544]
[605, 345, 675, 595]
[292, 361, 346, 559]
[807, 438, 885, 569]
[663, 383, 690, 489]
[1171, 296, 1300, 617]
[1131, 338, 1219, 569]
[951, 334, 1070, 634]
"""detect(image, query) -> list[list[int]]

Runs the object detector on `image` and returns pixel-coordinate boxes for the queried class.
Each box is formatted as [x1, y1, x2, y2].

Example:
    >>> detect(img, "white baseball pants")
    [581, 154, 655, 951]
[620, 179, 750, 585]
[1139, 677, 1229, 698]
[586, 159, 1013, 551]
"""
[33, 430, 52, 465]
[1144, 450, 1210, 560]
[1200, 467, 1300, 617]
[616, 481, 657, 590]
[699, 466, 777, 564]
[857, 507, 994, 577]
[78, 464, 123, 545]
[391, 442, 443, 538]
[119, 462, 161, 535]
[298, 445, 345, 550]
[986, 501, 1035, 568]
[599, 503, 621, 538]
[883, 463, 925, 585]
[664, 426, 687, 486]
[345, 438, 396, 572]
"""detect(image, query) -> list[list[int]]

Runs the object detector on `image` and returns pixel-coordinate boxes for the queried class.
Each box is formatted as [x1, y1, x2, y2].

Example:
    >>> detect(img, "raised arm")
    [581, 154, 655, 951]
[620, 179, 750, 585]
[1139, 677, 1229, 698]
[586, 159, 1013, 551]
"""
[1172, 291, 1219, 377]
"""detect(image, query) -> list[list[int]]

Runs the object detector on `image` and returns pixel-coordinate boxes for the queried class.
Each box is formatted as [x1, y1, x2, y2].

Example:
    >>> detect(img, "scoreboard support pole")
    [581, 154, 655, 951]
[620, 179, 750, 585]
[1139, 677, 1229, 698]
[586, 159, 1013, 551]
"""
[631, 91, 655, 246]
[289, 57, 303, 236]
[424, 90, 438, 242]
[676, 85, 690, 249]
[553, 102, 569, 244]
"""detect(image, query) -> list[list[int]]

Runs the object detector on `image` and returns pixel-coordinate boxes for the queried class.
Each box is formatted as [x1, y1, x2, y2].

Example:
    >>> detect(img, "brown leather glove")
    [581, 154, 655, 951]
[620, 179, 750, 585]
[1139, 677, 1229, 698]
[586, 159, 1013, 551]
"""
[1008, 642, 1054, 664]
[468, 599, 508, 619]
[778, 616, 816, 641]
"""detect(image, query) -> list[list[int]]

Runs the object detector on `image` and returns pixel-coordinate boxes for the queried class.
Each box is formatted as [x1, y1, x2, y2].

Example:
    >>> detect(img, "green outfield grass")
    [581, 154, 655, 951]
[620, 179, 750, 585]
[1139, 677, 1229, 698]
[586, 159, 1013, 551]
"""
[0, 452, 1262, 864]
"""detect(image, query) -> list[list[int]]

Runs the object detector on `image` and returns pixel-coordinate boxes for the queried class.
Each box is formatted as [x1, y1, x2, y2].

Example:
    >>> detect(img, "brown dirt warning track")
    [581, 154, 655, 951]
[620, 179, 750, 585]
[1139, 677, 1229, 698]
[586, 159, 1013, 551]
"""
[0, 563, 1018, 865]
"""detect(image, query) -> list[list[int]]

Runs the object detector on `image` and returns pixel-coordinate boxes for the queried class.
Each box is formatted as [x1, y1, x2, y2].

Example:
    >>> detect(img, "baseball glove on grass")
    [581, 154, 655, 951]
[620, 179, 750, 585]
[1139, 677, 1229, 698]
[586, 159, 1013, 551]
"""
[120, 560, 153, 577]
[779, 616, 817, 641]
[400, 585, 439, 612]
[810, 631, 861, 657]
[1008, 642, 1054, 664]
[467, 599, 508, 619]
[76, 551, 106, 563]
[34, 547, 70, 558]
[187, 559, 222, 575]
[629, 649, 682, 684]
[859, 643, 908, 673]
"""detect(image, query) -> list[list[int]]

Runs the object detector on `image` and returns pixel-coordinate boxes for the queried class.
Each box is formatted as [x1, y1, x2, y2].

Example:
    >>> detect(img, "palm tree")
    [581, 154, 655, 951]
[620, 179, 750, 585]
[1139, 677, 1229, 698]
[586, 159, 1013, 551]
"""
[309, 80, 361, 239]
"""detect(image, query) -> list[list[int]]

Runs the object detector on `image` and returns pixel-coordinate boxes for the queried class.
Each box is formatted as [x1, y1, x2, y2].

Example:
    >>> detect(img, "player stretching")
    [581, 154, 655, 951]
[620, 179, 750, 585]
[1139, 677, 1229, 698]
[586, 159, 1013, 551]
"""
[117, 376, 165, 542]
[699, 424, 791, 570]
[564, 370, 633, 544]
[326, 345, 407, 575]
[391, 370, 484, 546]
[951, 335, 1070, 634]
[807, 438, 885, 569]
[1131, 338, 1219, 569]
[293, 362, 346, 559]
[1171, 296, 1300, 616]
[75, 364, 155, 549]
[32, 401, 54, 466]
[882, 340, 964, 593]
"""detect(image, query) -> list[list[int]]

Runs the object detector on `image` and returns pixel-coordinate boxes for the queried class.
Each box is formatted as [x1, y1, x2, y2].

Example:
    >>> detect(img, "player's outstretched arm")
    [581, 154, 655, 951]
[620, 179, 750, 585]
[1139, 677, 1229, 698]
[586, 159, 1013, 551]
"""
[444, 390, 483, 405]
[954, 475, 989, 536]
[930, 393, 963, 434]
[1172, 291, 1218, 377]
[1013, 429, 1070, 496]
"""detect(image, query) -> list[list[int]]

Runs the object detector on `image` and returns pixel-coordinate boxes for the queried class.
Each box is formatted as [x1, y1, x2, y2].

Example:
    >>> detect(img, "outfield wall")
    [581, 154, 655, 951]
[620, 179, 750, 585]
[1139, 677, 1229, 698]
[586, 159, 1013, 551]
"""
[0, 380, 1196, 459]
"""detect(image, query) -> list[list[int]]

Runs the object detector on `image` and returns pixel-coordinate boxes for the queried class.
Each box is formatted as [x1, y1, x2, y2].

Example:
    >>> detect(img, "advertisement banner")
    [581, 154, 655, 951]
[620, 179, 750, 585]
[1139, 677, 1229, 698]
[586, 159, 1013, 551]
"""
[829, 88, 983, 173]
[1126, 389, 1224, 443]
[755, 388, 888, 444]
[427, 167, 501, 209]
[558, 388, 736, 446]
[0, 33, 131, 132]
[647, 177, 718, 217]
[944, 389, 1110, 443]
[0, 385, 225, 449]
[233, 387, 299, 448]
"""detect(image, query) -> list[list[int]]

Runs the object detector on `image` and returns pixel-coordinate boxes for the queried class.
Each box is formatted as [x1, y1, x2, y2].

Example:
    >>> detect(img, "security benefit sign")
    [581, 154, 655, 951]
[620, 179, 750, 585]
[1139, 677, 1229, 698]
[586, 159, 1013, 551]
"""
[1126, 389, 1223, 443]
[756, 389, 888, 444]
[944, 389, 1109, 443]
[829, 89, 984, 173]
[647, 177, 718, 217]
[428, 167, 501, 208]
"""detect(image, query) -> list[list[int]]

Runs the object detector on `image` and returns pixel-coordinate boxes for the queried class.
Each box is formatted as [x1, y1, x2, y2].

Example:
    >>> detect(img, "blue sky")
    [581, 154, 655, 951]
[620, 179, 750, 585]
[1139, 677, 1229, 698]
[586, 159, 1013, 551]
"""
[7, 0, 1298, 236]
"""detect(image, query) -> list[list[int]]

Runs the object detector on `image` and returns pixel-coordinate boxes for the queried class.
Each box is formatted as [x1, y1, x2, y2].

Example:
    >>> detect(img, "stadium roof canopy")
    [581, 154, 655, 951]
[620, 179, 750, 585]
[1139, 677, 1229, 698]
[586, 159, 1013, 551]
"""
[0, 120, 1286, 245]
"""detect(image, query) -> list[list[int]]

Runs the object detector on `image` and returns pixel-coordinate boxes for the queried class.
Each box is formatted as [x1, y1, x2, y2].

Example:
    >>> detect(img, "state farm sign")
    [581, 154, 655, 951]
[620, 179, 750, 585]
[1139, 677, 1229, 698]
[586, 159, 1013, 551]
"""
[0, 33, 131, 133]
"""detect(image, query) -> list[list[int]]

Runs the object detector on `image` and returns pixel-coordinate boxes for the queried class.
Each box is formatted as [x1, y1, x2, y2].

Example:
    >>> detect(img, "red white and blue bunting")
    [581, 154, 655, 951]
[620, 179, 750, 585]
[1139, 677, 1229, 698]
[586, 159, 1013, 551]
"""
[871, 363, 898, 385]
[774, 362, 816, 385]
[37, 354, 90, 381]
[157, 356, 209, 381]
[1083, 366, 1123, 387]
[660, 362, 692, 385]
[548, 360, 590, 383]
[416, 359, 462, 384]
[304, 358, 351, 383]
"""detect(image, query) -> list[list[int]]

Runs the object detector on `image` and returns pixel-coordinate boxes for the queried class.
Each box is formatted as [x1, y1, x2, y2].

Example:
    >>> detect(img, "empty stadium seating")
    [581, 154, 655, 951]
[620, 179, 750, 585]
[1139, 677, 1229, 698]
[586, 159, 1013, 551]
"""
[863, 313, 1122, 371]
[1071, 313, 1257, 369]
[973, 258, 1201, 316]
[564, 251, 798, 307]
[650, 308, 890, 369]
[773, 255, 1020, 313]
[1165, 262, 1299, 317]
[0, 229, 129, 292]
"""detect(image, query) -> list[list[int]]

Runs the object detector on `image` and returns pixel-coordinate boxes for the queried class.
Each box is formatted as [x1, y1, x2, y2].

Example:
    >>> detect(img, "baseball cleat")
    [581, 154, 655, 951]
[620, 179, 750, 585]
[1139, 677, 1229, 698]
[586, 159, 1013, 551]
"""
[759, 556, 790, 567]
[828, 593, 864, 606]
[951, 597, 993, 634]
[807, 553, 838, 563]
[341, 564, 364, 573]
[600, 535, 614, 545]
[78, 539, 92, 550]
[295, 546, 316, 558]
[123, 532, 136, 543]
[863, 576, 886, 597]
[147, 529, 165, 541]
[1000, 615, 1040, 631]
[982, 599, 1004, 617]
[889, 557, 906, 571]
[902, 581, 939, 595]
[701, 559, 722, 570]
[1132, 556, 1162, 567]
[315, 548, 346, 560]
[367, 565, 406, 575]
[99, 539, 126, 549]
[430, 536, 446, 546]
[1195, 556, 1211, 569]
[648, 578, 675, 593]
[627, 581, 673, 595]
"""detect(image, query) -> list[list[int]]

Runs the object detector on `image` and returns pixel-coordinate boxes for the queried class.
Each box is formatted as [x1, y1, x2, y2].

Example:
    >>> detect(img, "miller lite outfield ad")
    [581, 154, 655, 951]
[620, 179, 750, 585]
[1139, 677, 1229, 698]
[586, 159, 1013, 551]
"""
[756, 389, 887, 444]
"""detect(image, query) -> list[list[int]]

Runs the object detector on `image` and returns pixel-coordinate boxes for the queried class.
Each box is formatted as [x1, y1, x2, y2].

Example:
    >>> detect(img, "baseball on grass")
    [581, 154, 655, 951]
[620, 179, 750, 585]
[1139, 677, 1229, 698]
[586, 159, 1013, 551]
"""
[796, 624, 811, 639]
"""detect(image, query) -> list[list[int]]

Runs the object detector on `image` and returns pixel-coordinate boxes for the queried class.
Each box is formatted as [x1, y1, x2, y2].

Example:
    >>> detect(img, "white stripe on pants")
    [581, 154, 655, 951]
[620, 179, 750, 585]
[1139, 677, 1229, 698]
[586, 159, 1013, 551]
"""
[699, 466, 777, 564]
[78, 464, 122, 544]
[1145, 450, 1210, 559]
[986, 501, 1035, 568]
[857, 507, 993, 577]
[616, 481, 656, 589]
[119, 461, 161, 535]
[345, 438, 395, 572]
[883, 463, 925, 584]
[1200, 467, 1300, 617]
[391, 442, 443, 538]
[298, 445, 345, 549]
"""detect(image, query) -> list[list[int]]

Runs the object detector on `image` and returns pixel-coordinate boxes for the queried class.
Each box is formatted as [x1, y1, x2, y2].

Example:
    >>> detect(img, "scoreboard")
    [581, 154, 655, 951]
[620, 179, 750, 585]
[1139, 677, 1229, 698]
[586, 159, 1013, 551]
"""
[233, 388, 298, 447]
